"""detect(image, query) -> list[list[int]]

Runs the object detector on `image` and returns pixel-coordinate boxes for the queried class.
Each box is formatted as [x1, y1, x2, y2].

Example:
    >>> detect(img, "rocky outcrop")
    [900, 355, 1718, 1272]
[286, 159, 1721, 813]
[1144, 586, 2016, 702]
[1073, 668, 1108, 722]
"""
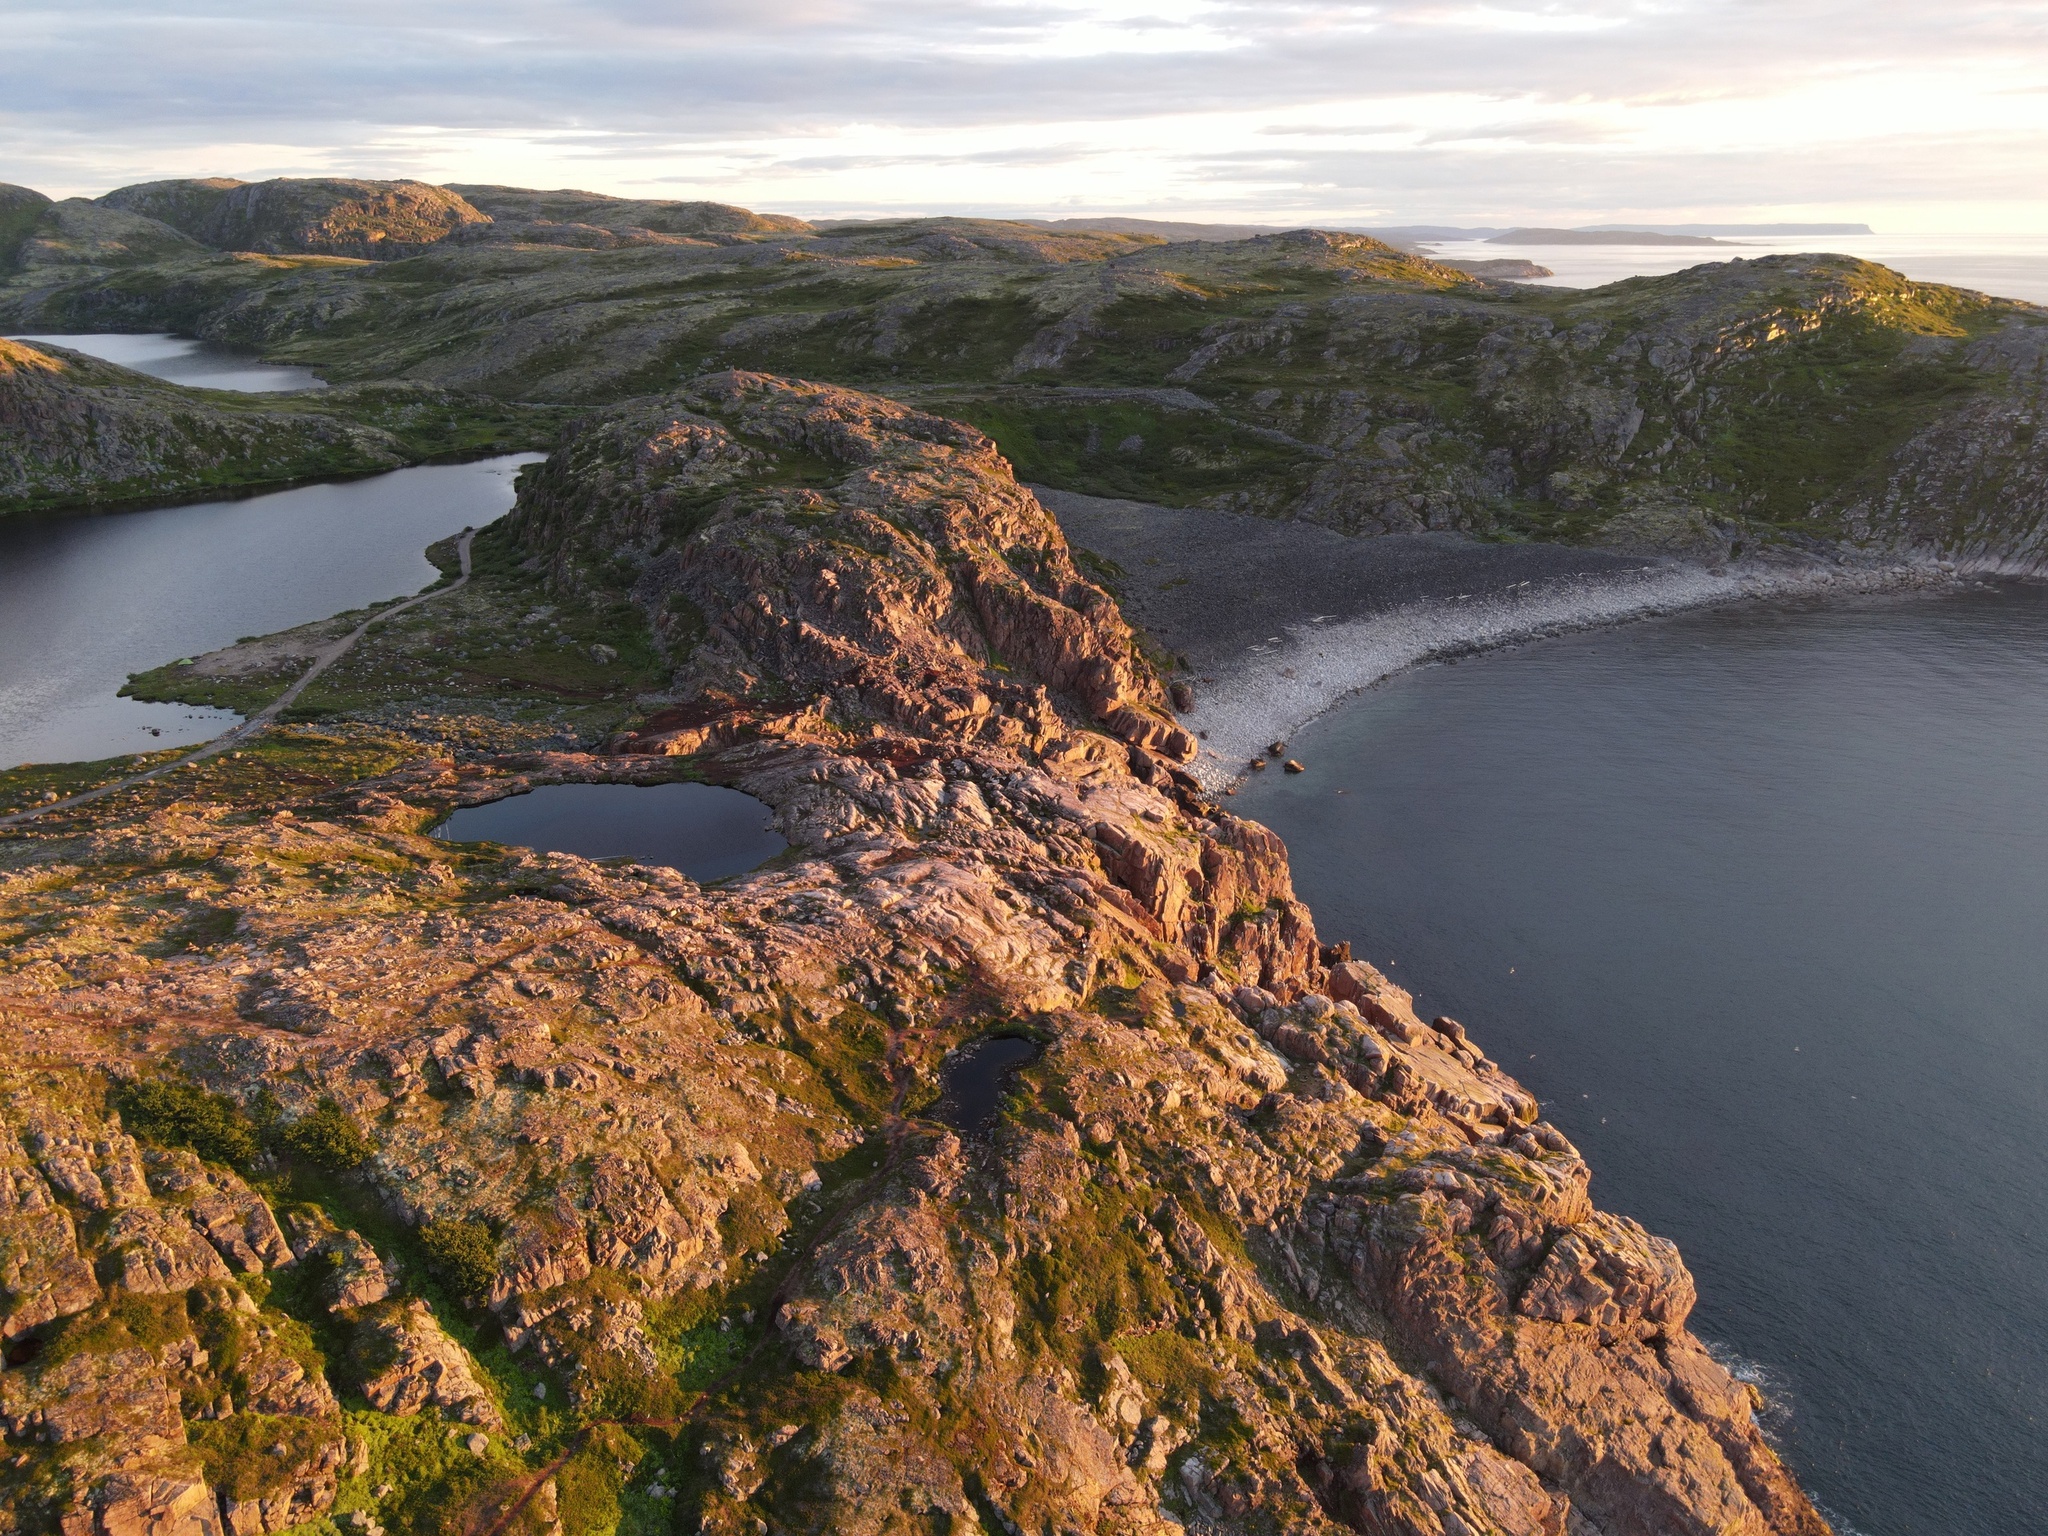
[0, 376, 1828, 1534]
[513, 371, 1195, 767]
[0, 1108, 359, 1532]
[353, 1299, 503, 1427]
[98, 176, 490, 259]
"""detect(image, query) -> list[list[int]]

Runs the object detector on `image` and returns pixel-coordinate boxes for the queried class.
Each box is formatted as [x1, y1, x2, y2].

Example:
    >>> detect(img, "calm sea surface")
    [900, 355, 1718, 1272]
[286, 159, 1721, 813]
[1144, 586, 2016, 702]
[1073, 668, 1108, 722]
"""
[1421, 231, 2048, 306]
[0, 457, 540, 767]
[1235, 585, 2048, 1536]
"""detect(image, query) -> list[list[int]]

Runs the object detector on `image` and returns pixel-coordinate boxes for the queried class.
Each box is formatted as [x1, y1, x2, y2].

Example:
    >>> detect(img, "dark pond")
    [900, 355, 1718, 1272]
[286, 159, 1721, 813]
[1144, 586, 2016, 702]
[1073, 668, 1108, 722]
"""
[1235, 583, 2048, 1536]
[931, 1035, 1042, 1132]
[434, 782, 786, 882]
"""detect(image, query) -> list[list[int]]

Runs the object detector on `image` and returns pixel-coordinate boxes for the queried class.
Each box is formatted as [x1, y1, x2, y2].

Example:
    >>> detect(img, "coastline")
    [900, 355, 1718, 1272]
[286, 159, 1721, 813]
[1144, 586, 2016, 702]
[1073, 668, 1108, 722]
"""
[1035, 486, 1981, 789]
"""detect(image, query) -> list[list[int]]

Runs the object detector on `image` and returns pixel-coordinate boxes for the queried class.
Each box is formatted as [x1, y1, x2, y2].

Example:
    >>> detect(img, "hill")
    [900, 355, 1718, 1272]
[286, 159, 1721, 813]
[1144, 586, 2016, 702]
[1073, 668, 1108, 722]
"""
[2, 178, 2045, 564]
[0, 337, 560, 513]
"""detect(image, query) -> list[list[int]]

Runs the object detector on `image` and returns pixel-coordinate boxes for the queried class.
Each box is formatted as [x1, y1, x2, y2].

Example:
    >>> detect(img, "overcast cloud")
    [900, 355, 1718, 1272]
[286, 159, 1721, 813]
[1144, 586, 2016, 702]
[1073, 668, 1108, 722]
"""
[3, 1, 2045, 229]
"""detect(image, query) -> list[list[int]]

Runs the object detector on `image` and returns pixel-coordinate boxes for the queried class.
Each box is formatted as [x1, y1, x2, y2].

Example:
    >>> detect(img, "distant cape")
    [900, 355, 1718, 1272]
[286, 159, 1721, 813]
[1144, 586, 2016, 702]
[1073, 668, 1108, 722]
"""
[1487, 228, 1733, 247]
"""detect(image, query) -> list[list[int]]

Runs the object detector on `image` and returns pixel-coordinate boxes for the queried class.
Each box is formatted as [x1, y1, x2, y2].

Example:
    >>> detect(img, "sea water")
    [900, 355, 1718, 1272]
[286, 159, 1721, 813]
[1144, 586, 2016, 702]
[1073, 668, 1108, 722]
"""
[1235, 584, 2048, 1536]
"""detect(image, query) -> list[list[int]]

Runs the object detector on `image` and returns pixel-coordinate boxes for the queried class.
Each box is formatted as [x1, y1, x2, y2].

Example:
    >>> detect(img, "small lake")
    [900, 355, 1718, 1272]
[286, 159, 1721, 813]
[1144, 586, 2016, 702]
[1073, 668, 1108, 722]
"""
[0, 455, 541, 768]
[1235, 584, 2048, 1536]
[433, 782, 786, 882]
[6, 333, 324, 392]
[930, 1035, 1041, 1132]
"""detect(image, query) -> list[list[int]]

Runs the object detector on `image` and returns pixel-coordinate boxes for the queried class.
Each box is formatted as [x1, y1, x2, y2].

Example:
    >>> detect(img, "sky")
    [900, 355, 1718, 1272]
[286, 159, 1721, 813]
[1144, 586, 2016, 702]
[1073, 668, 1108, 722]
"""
[4, 1, 2047, 232]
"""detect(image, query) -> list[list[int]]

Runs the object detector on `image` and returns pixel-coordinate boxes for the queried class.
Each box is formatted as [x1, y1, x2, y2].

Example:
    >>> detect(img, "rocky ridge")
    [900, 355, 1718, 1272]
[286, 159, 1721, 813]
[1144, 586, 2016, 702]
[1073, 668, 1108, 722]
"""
[0, 375, 1826, 1534]
[4, 176, 2044, 567]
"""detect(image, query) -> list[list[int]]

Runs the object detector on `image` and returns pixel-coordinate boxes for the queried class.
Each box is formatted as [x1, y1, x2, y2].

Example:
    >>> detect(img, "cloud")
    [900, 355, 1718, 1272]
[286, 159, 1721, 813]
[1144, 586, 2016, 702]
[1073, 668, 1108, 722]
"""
[0, 1, 2044, 229]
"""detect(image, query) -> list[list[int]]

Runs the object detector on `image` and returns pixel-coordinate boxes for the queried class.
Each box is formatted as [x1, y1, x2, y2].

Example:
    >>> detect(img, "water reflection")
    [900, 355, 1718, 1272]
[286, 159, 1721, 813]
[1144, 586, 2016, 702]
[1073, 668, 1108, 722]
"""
[0, 456, 539, 766]
[434, 781, 787, 882]
[930, 1035, 1041, 1133]
[7, 333, 325, 393]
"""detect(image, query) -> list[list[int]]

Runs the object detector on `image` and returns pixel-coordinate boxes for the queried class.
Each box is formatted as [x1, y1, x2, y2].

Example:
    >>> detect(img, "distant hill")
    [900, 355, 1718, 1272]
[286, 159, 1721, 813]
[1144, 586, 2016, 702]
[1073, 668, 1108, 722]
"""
[99, 177, 489, 259]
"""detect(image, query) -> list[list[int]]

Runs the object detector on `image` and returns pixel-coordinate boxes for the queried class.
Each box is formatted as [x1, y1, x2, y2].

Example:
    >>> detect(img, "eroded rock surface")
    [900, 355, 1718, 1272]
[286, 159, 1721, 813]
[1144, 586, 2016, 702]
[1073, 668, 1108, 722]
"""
[0, 375, 1827, 1535]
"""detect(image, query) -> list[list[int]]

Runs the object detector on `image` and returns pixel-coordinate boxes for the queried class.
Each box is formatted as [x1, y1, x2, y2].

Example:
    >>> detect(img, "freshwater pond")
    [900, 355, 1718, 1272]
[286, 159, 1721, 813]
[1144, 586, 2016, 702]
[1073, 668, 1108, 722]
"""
[0, 455, 541, 767]
[1234, 582, 2048, 1536]
[432, 782, 786, 882]
[6, 332, 324, 392]
[930, 1035, 1042, 1133]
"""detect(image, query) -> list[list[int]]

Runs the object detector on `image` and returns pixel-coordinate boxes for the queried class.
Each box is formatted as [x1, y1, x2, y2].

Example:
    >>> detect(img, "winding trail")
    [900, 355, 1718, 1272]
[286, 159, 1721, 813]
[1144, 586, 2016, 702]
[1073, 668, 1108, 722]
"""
[0, 528, 478, 831]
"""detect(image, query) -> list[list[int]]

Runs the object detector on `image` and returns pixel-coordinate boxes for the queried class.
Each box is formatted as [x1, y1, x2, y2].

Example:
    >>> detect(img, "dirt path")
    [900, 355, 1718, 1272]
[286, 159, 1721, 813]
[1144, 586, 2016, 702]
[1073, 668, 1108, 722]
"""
[0, 528, 479, 831]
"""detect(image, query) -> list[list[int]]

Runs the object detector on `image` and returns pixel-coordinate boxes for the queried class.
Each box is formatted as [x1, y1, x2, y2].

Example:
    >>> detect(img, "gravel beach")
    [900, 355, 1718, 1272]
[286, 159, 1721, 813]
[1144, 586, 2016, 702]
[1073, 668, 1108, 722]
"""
[1036, 486, 1957, 788]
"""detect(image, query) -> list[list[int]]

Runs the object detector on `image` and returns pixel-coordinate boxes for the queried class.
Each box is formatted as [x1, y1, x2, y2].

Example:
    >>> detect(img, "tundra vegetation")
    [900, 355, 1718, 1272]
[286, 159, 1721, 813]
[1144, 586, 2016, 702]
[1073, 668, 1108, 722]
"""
[4, 175, 2046, 565]
[0, 174, 2026, 1536]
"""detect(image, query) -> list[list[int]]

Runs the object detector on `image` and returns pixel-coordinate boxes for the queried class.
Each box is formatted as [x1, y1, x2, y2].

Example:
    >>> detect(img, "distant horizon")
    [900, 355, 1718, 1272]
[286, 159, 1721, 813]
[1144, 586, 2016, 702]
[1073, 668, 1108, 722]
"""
[25, 174, 2048, 240]
[7, 3, 2045, 236]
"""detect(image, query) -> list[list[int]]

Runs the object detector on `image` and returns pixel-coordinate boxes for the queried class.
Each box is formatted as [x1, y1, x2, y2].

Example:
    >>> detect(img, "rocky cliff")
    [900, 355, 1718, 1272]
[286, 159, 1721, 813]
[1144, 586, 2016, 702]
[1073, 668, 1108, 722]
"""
[0, 375, 1827, 1535]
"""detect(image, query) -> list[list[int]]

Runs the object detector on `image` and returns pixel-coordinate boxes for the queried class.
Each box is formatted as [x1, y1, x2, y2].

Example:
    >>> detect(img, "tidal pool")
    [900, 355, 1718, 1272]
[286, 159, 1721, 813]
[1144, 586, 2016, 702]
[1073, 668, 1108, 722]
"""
[433, 781, 787, 882]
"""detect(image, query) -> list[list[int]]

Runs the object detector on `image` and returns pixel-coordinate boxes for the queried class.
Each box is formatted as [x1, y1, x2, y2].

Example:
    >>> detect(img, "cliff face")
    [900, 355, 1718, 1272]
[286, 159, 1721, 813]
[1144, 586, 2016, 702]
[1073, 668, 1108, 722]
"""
[0, 376, 1826, 1535]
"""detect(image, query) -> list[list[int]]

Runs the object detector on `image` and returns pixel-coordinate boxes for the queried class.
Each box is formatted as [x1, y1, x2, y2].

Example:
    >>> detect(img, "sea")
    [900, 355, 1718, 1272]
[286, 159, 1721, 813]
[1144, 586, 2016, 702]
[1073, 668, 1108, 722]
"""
[1235, 585, 2048, 1536]
[1420, 230, 2048, 307]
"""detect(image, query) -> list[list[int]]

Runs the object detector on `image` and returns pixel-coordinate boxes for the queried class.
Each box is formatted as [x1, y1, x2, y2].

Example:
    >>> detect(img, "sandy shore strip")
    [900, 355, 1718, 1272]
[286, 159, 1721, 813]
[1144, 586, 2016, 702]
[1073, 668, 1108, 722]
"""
[1035, 487, 1959, 790]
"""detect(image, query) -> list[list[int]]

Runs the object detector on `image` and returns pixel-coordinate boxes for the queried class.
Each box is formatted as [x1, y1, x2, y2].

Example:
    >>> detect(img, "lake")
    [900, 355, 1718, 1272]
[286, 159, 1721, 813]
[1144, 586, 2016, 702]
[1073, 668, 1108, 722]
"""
[0, 456, 541, 768]
[5, 332, 325, 392]
[1234, 584, 2048, 1536]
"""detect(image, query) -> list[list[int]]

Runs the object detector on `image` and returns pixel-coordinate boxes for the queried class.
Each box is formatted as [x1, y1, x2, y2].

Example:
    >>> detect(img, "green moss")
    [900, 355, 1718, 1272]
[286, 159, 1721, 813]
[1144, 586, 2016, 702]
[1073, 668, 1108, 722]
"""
[41, 1292, 192, 1367]
[338, 1409, 518, 1536]
[1011, 1194, 1177, 1364]
[190, 1412, 340, 1500]
[554, 1421, 644, 1535]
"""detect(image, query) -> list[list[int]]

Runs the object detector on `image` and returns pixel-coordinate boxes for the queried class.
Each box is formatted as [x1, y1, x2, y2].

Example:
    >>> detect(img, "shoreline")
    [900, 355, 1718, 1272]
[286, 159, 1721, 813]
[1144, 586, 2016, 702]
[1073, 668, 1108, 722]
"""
[1033, 486, 2006, 790]
[1177, 554, 1979, 788]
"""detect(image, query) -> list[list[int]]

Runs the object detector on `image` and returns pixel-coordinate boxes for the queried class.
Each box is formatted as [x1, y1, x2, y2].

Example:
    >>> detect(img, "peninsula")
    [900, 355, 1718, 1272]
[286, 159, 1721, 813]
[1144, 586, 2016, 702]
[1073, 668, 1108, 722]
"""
[4, 173, 2043, 1536]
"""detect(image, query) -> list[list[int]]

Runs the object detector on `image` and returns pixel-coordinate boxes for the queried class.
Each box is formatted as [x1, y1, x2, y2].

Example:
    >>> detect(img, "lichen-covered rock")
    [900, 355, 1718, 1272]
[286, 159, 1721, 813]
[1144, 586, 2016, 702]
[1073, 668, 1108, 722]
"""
[0, 1343, 182, 1447]
[100, 1206, 235, 1293]
[143, 1148, 293, 1273]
